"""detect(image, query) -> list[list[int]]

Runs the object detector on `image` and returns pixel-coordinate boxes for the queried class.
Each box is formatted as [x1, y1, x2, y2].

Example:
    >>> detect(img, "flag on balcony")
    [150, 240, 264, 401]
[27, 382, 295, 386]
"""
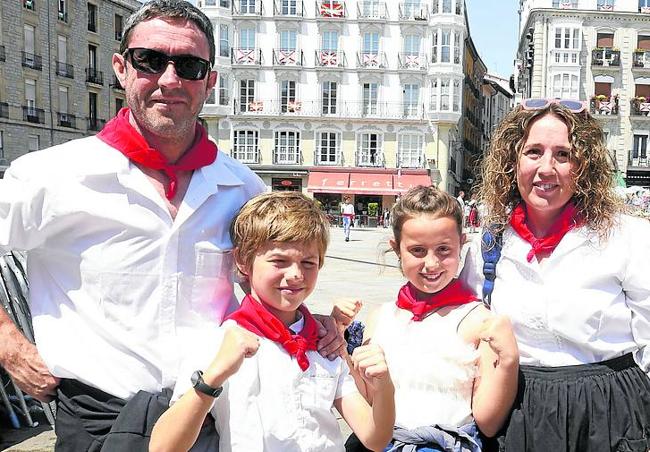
[248, 101, 264, 112]
[599, 101, 612, 114]
[559, 2, 574, 8]
[642, 6, 650, 13]
[278, 50, 297, 65]
[598, 4, 613, 10]
[235, 49, 256, 64]
[362, 53, 379, 67]
[287, 100, 302, 112]
[640, 102, 650, 114]
[320, 50, 338, 66]
[405, 54, 420, 68]
[320, 1, 344, 17]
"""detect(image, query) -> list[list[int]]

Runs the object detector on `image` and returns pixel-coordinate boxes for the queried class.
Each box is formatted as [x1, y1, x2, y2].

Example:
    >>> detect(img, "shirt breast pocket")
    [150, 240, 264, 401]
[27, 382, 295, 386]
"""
[300, 368, 339, 410]
[189, 245, 235, 314]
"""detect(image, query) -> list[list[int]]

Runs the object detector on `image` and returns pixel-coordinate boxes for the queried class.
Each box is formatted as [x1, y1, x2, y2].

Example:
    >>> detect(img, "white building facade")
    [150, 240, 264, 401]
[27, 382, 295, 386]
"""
[199, 0, 469, 219]
[516, 0, 650, 186]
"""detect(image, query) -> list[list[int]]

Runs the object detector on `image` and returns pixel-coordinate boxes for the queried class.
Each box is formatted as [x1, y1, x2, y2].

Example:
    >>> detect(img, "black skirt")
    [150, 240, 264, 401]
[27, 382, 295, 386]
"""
[490, 353, 650, 452]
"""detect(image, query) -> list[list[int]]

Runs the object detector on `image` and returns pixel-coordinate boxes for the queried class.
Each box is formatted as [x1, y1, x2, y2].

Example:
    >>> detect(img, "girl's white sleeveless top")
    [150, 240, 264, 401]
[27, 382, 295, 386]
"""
[372, 301, 481, 430]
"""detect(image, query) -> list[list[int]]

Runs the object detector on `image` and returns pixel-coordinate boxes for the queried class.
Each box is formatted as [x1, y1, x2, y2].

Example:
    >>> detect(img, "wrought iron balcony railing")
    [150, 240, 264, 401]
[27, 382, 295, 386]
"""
[592, 48, 620, 67]
[231, 47, 263, 65]
[22, 106, 44, 124]
[357, 1, 387, 20]
[56, 61, 74, 78]
[85, 67, 104, 85]
[22, 52, 42, 70]
[589, 95, 619, 115]
[57, 112, 76, 128]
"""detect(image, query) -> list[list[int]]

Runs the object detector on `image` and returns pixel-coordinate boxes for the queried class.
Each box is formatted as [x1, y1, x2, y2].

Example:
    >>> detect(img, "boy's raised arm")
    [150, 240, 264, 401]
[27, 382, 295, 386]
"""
[149, 325, 259, 452]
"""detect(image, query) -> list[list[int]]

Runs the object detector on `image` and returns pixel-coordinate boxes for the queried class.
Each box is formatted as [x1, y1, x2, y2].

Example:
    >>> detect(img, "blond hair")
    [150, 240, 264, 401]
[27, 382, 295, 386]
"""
[391, 185, 463, 248]
[230, 192, 330, 270]
[478, 103, 622, 236]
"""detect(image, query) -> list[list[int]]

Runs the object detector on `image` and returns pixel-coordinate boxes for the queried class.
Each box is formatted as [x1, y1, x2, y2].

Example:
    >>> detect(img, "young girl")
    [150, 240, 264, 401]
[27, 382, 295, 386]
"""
[346, 185, 519, 452]
[150, 192, 395, 452]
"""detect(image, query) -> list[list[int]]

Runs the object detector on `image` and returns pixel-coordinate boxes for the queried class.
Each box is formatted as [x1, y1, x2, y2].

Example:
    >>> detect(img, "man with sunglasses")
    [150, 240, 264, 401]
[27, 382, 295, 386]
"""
[0, 1, 279, 450]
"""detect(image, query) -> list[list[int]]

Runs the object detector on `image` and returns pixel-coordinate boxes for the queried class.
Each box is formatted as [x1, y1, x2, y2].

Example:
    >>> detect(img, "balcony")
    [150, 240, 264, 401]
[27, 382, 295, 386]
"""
[273, 0, 303, 17]
[58, 10, 68, 22]
[22, 52, 43, 71]
[398, 52, 428, 71]
[0, 46, 5, 62]
[85, 68, 104, 85]
[57, 112, 76, 128]
[314, 151, 343, 166]
[398, 2, 429, 21]
[356, 52, 387, 69]
[316, 1, 346, 19]
[272, 49, 304, 67]
[357, 1, 387, 21]
[231, 147, 260, 164]
[633, 50, 650, 69]
[396, 153, 426, 169]
[231, 47, 262, 66]
[590, 95, 619, 116]
[87, 117, 106, 131]
[0, 102, 8, 119]
[56, 61, 74, 79]
[315, 49, 346, 69]
[272, 150, 302, 165]
[630, 98, 650, 117]
[233, 99, 427, 120]
[641, 6, 650, 13]
[232, 0, 263, 17]
[111, 76, 124, 90]
[355, 150, 384, 167]
[628, 150, 650, 168]
[591, 48, 620, 68]
[597, 3, 614, 11]
[22, 106, 44, 124]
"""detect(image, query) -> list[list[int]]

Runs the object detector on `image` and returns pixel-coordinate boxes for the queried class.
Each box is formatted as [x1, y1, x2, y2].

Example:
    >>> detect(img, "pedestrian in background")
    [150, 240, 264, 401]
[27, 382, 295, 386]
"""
[341, 196, 355, 242]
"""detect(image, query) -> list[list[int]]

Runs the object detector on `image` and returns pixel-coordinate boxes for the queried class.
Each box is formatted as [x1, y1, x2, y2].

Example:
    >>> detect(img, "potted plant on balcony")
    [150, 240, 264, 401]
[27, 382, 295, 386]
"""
[367, 202, 379, 227]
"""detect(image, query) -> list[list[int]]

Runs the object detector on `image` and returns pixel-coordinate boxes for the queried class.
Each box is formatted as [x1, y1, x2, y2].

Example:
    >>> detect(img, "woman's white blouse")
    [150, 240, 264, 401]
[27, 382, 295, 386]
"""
[461, 214, 650, 372]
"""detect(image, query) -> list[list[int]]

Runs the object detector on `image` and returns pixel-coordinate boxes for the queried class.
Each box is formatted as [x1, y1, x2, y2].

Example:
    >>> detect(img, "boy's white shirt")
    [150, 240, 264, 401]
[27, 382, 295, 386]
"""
[173, 316, 359, 452]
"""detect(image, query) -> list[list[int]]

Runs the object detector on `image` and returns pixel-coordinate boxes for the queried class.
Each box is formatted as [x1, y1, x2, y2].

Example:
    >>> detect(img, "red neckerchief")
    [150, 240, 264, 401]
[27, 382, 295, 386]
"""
[509, 202, 581, 262]
[396, 279, 478, 322]
[225, 294, 319, 371]
[97, 108, 217, 200]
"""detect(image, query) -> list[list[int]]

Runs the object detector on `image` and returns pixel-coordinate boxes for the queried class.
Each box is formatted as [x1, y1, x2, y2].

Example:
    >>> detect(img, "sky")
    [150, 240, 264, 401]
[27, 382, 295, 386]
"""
[465, 0, 520, 78]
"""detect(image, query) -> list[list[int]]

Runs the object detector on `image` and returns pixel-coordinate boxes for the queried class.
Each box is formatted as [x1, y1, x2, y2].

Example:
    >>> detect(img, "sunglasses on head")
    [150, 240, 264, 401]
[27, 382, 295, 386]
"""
[520, 98, 586, 113]
[123, 48, 211, 81]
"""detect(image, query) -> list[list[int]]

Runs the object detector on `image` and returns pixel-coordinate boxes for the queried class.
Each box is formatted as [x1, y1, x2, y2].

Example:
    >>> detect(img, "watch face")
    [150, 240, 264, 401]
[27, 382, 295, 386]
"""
[191, 370, 202, 387]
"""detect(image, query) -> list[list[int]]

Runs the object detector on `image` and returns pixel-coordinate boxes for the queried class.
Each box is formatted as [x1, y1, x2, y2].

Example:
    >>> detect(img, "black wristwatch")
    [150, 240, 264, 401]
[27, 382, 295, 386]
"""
[191, 370, 223, 398]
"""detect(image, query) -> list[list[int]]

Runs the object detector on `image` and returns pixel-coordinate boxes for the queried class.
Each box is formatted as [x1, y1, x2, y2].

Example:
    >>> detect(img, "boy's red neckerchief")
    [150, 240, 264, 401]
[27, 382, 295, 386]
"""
[396, 279, 478, 322]
[509, 202, 581, 262]
[225, 294, 319, 371]
[97, 107, 217, 200]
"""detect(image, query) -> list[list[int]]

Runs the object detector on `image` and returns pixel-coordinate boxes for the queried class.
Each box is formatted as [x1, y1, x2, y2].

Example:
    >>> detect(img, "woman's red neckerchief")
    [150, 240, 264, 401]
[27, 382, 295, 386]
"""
[97, 108, 217, 200]
[225, 294, 319, 371]
[509, 201, 581, 262]
[396, 279, 478, 322]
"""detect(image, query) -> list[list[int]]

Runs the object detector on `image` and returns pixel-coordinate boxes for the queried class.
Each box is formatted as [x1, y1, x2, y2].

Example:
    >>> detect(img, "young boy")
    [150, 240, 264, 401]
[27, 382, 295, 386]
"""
[150, 192, 395, 452]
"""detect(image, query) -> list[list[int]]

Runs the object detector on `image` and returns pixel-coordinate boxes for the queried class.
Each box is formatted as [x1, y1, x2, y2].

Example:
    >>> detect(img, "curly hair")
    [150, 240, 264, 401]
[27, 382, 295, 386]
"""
[230, 192, 330, 272]
[478, 102, 622, 236]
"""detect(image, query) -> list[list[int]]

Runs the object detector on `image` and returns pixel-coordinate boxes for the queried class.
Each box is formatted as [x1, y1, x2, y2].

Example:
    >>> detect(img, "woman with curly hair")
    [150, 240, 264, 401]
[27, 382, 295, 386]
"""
[461, 99, 650, 452]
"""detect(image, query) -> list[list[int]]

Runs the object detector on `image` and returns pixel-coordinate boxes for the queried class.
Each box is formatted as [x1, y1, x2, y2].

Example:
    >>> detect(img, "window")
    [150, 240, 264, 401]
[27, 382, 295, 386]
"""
[239, 79, 254, 112]
[554, 27, 580, 49]
[115, 14, 123, 40]
[453, 31, 461, 64]
[453, 79, 461, 112]
[431, 79, 438, 110]
[59, 87, 68, 114]
[281, 0, 298, 15]
[280, 30, 297, 51]
[441, 78, 450, 110]
[24, 24, 35, 56]
[361, 0, 381, 17]
[239, 0, 257, 14]
[398, 134, 423, 167]
[220, 0, 230, 7]
[88, 3, 97, 32]
[233, 130, 259, 163]
[89, 92, 98, 121]
[403, 84, 420, 117]
[219, 74, 230, 105]
[0, 131, 4, 160]
[362, 32, 379, 54]
[633, 134, 648, 160]
[58, 0, 67, 21]
[25, 79, 36, 110]
[595, 81, 612, 98]
[274, 131, 300, 164]
[441, 30, 450, 63]
[280, 80, 297, 113]
[404, 34, 420, 55]
[323, 31, 338, 51]
[58, 35, 67, 62]
[363, 82, 378, 115]
[358, 133, 382, 166]
[442, 0, 452, 13]
[24, 0, 35, 10]
[317, 132, 340, 164]
[597, 32, 614, 48]
[239, 27, 255, 49]
[403, 0, 421, 18]
[456, 0, 462, 14]
[642, 0, 650, 9]
[322, 81, 337, 115]
[432, 31, 438, 63]
[28, 135, 39, 152]
[219, 24, 230, 57]
[552, 73, 578, 98]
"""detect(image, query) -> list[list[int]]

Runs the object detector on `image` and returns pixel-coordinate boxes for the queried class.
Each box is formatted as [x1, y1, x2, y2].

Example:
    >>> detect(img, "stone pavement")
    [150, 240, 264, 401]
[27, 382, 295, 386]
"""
[0, 226, 478, 451]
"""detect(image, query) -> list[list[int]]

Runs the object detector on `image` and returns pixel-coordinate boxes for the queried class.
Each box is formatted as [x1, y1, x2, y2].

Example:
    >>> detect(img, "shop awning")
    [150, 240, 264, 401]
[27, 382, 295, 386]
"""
[393, 174, 432, 193]
[307, 171, 432, 195]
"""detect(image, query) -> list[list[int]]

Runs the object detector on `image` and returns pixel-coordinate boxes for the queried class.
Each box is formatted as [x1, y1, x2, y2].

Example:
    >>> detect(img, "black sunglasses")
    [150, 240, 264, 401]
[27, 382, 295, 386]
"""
[123, 48, 211, 81]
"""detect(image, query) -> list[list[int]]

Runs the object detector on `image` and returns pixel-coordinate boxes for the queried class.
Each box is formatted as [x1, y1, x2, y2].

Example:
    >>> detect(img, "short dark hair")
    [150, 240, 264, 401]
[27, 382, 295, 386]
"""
[120, 0, 215, 65]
